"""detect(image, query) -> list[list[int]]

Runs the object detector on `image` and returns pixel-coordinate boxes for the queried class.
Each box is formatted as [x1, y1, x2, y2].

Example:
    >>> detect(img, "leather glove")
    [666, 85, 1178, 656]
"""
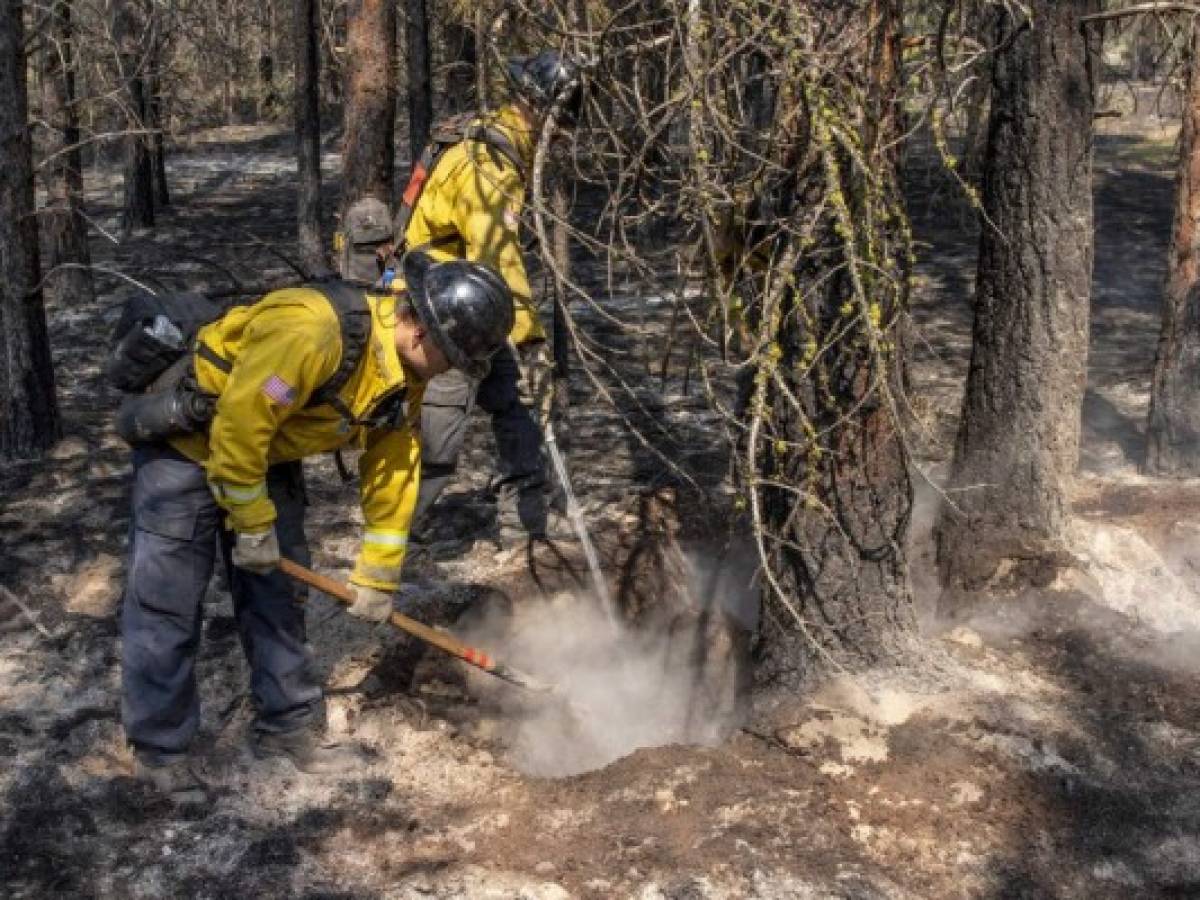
[232, 527, 280, 575]
[348, 584, 394, 624]
[517, 340, 554, 421]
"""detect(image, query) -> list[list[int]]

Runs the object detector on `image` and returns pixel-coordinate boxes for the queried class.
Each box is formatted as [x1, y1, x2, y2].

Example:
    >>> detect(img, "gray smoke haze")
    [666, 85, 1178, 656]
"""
[459, 551, 754, 777]
[909, 469, 1200, 676]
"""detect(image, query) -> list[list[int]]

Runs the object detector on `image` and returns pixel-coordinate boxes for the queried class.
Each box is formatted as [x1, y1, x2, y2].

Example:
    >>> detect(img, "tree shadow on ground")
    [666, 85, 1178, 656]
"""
[1080, 387, 1146, 472]
[0, 601, 454, 898]
[1092, 152, 1173, 316]
[975, 592, 1200, 897]
[0, 760, 437, 898]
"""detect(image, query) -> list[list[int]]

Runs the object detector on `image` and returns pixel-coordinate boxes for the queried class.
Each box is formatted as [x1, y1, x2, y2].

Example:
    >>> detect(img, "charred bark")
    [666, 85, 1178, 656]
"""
[958, 1, 994, 185]
[39, 0, 95, 308]
[321, 3, 345, 105]
[753, 0, 914, 674]
[1, 0, 60, 458]
[1145, 24, 1200, 476]
[405, 0, 432, 166]
[150, 85, 169, 209]
[149, 29, 170, 209]
[114, 0, 154, 233]
[343, 0, 395, 210]
[936, 1, 1100, 594]
[294, 0, 328, 275]
[442, 17, 477, 114]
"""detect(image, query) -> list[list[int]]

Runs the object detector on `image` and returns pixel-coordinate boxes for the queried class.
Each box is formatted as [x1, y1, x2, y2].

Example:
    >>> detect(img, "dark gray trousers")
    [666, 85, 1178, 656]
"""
[415, 344, 546, 528]
[121, 444, 322, 756]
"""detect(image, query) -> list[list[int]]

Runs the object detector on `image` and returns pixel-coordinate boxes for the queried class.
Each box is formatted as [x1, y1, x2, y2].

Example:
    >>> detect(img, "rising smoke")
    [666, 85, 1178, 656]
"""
[458, 549, 756, 777]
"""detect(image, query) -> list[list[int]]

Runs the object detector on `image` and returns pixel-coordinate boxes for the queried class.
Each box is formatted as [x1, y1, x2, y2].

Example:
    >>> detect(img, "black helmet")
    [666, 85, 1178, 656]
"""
[403, 252, 514, 380]
[506, 50, 583, 127]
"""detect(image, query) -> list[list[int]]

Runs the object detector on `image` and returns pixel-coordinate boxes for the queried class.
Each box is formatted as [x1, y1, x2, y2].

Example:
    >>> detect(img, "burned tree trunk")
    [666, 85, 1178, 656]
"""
[749, 0, 915, 674]
[405, 0, 432, 165]
[114, 0, 154, 233]
[1146, 23, 1200, 476]
[39, 0, 95, 308]
[936, 0, 1099, 594]
[257, 0, 281, 119]
[149, 83, 169, 209]
[957, 1, 994, 185]
[443, 17, 476, 114]
[321, 3, 346, 105]
[294, 0, 328, 275]
[148, 28, 170, 209]
[343, 0, 395, 210]
[1, 0, 60, 458]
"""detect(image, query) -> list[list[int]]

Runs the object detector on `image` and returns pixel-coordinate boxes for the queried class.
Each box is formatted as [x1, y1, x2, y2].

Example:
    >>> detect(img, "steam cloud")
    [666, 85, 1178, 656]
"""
[459, 551, 754, 777]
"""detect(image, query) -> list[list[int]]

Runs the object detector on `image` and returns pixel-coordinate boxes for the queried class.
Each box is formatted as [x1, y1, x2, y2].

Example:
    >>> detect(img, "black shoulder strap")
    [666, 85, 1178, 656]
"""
[435, 111, 526, 178]
[464, 124, 527, 180]
[305, 280, 373, 425]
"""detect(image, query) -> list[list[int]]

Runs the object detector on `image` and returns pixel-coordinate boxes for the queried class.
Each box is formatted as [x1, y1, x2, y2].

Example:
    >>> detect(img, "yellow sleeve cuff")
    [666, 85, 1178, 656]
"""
[209, 480, 277, 532]
[351, 527, 408, 590]
[350, 561, 404, 592]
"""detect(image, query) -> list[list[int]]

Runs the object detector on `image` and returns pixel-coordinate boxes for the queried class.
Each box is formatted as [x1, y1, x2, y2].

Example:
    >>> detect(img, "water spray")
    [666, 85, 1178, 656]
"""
[512, 341, 617, 628]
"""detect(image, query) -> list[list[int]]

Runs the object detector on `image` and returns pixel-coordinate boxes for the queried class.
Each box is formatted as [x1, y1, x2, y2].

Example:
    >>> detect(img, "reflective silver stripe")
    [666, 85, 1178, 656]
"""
[363, 529, 408, 549]
[213, 481, 267, 505]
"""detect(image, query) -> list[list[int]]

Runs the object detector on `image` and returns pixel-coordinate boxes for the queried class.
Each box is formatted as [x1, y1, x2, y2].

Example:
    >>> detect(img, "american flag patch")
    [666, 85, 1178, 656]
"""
[261, 374, 296, 406]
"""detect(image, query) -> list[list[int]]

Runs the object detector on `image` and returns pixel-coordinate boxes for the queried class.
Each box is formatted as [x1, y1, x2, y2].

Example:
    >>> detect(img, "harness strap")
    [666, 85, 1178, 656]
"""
[307, 281, 414, 436]
[463, 124, 526, 180]
[193, 282, 374, 432]
[196, 342, 232, 374]
[305, 281, 373, 418]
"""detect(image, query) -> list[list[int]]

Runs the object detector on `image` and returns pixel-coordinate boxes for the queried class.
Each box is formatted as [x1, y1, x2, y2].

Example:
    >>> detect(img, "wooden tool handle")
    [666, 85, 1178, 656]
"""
[279, 558, 552, 693]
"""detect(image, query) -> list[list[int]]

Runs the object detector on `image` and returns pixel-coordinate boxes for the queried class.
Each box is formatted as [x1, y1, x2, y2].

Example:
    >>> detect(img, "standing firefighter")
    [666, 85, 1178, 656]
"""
[386, 50, 584, 545]
[115, 236, 513, 803]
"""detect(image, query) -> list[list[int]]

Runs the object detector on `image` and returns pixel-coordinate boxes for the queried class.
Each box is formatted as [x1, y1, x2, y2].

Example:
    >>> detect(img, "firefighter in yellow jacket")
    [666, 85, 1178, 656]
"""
[389, 51, 584, 544]
[120, 236, 513, 802]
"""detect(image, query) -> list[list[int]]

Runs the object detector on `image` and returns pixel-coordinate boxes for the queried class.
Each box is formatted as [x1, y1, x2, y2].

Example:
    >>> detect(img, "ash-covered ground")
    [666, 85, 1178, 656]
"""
[2, 119, 1200, 898]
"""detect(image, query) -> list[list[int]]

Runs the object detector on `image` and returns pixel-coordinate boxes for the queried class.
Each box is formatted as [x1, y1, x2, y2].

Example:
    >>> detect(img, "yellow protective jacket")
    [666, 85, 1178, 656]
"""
[401, 103, 545, 345]
[171, 287, 424, 591]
